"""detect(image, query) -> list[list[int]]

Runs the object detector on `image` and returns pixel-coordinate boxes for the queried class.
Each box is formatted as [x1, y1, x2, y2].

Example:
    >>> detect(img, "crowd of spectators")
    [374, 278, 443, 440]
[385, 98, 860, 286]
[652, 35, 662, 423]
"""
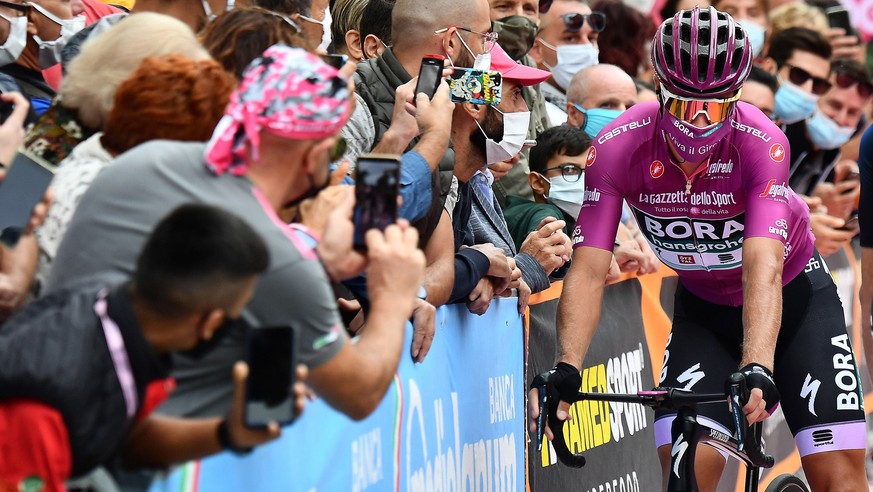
[0, 0, 869, 488]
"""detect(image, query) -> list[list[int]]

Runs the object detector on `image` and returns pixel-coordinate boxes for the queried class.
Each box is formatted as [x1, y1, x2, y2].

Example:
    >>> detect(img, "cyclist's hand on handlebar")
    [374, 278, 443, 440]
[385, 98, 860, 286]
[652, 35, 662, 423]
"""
[528, 363, 581, 441]
[730, 364, 780, 424]
[528, 386, 557, 440]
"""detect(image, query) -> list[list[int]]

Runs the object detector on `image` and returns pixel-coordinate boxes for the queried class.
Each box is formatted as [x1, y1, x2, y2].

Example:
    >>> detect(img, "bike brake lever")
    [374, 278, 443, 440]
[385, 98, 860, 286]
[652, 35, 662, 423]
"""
[536, 380, 547, 452]
[727, 372, 748, 452]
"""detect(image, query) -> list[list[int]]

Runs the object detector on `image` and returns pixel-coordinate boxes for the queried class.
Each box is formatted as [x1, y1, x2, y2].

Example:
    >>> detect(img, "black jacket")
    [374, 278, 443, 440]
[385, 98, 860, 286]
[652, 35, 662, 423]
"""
[0, 282, 171, 477]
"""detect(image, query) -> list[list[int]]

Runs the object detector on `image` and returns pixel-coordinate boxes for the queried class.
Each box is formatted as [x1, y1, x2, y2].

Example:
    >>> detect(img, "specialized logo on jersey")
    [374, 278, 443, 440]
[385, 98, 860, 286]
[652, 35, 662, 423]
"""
[586, 146, 597, 166]
[650, 160, 664, 178]
[633, 208, 745, 271]
[769, 143, 786, 162]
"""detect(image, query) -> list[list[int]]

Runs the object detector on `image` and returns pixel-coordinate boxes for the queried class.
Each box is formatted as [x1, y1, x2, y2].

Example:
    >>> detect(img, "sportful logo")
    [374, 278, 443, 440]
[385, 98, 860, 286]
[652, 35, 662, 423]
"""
[811, 429, 834, 445]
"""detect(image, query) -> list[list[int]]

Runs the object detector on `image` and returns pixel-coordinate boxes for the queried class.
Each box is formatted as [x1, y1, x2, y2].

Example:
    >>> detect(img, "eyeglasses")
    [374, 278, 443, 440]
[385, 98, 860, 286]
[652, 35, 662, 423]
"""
[330, 137, 347, 162]
[540, 164, 584, 182]
[783, 63, 832, 96]
[833, 67, 873, 99]
[539, 0, 554, 13]
[660, 85, 741, 127]
[560, 12, 607, 33]
[0, 0, 29, 15]
[434, 26, 499, 53]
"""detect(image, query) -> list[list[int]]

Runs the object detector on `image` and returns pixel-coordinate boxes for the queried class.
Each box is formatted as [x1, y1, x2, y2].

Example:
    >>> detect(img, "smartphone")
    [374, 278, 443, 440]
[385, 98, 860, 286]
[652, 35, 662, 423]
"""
[414, 55, 445, 100]
[825, 5, 856, 36]
[839, 213, 859, 233]
[0, 100, 13, 125]
[244, 326, 298, 428]
[320, 54, 348, 69]
[447, 68, 502, 105]
[0, 151, 55, 247]
[353, 154, 401, 250]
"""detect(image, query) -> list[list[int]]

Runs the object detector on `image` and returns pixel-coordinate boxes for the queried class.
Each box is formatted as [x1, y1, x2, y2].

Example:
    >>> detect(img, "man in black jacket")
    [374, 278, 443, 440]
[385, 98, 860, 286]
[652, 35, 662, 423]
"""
[0, 204, 306, 490]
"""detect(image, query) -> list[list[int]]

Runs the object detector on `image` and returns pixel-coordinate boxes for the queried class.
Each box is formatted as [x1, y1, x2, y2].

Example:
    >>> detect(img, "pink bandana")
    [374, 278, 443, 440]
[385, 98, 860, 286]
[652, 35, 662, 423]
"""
[205, 45, 350, 176]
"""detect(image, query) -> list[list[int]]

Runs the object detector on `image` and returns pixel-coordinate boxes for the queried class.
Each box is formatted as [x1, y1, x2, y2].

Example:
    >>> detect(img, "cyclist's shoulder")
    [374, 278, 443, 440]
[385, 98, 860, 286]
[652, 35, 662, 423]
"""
[592, 101, 660, 149]
[727, 103, 789, 152]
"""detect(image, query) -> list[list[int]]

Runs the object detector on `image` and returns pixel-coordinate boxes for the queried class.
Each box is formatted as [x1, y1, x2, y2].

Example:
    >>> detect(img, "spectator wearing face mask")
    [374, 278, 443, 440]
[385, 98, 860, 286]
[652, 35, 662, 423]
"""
[564, 63, 635, 135]
[762, 27, 831, 127]
[0, 0, 86, 114]
[529, 0, 604, 124]
[486, 0, 553, 207]
[357, 0, 393, 60]
[711, 0, 769, 59]
[785, 59, 870, 245]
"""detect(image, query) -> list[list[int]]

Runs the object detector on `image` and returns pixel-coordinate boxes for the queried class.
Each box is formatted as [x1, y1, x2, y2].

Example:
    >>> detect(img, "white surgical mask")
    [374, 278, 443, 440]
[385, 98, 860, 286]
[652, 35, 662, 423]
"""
[539, 39, 598, 91]
[300, 10, 332, 52]
[774, 79, 819, 124]
[453, 30, 491, 70]
[29, 2, 85, 69]
[477, 107, 531, 165]
[806, 109, 855, 150]
[544, 172, 585, 220]
[736, 19, 765, 58]
[0, 14, 27, 66]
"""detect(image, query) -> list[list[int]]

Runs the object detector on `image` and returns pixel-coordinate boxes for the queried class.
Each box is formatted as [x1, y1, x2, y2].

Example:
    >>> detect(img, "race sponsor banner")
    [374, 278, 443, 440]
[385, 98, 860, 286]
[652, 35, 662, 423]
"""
[150, 300, 524, 492]
[527, 279, 661, 491]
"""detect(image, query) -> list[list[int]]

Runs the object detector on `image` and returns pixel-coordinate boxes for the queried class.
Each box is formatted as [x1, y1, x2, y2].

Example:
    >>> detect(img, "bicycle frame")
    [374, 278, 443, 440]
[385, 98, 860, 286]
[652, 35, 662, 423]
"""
[535, 381, 775, 492]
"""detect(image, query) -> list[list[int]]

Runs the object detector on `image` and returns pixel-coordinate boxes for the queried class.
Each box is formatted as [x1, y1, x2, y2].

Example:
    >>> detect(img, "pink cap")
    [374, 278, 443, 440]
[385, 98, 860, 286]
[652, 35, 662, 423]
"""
[489, 44, 550, 86]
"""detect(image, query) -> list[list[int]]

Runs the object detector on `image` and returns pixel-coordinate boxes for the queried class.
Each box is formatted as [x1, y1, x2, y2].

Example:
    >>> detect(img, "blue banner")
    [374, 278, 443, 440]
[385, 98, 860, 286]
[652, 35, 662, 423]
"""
[150, 299, 525, 492]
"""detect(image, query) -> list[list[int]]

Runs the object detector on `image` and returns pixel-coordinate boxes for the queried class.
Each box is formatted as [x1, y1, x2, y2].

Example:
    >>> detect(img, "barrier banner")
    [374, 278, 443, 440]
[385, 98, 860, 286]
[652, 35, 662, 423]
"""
[527, 279, 660, 492]
[150, 299, 525, 492]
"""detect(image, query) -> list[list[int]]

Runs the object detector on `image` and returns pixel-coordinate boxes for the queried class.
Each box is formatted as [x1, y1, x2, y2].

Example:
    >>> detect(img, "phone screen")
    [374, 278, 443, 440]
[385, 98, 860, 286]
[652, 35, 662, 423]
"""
[415, 56, 444, 100]
[0, 152, 55, 247]
[353, 155, 401, 250]
[244, 326, 297, 428]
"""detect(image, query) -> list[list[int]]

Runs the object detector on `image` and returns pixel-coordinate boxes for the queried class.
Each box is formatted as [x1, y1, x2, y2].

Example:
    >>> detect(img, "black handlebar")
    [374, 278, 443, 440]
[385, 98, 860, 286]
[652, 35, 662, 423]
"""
[533, 370, 774, 470]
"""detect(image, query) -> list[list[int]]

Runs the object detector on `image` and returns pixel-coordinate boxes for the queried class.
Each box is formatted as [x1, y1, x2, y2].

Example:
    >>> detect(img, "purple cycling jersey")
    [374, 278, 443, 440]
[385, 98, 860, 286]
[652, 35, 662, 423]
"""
[574, 101, 815, 306]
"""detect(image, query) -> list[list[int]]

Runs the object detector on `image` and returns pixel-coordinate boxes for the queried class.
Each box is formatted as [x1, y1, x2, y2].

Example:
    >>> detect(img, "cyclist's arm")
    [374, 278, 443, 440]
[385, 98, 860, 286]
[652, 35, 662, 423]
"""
[740, 236, 784, 370]
[557, 246, 614, 367]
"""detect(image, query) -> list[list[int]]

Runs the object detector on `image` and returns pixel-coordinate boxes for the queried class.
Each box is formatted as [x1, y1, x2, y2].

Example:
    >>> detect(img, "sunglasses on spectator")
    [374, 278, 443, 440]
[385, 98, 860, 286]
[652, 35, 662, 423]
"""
[559, 12, 607, 33]
[833, 66, 873, 98]
[660, 85, 741, 127]
[540, 0, 554, 13]
[0, 0, 28, 14]
[783, 63, 832, 96]
[539, 164, 584, 182]
[434, 26, 499, 53]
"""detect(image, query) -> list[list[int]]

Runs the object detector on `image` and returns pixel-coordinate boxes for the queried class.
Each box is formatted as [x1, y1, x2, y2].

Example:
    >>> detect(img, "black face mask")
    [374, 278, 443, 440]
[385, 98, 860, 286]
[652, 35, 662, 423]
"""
[178, 316, 245, 360]
[285, 156, 333, 209]
[492, 15, 539, 60]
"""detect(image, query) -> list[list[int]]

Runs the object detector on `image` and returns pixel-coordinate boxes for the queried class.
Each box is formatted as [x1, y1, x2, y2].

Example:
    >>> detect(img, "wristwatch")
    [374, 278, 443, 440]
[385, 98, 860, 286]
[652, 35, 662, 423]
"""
[217, 419, 253, 456]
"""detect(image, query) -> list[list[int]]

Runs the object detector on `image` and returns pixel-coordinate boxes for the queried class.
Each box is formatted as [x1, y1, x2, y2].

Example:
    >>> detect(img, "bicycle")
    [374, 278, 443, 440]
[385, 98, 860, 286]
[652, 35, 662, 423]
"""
[532, 371, 810, 492]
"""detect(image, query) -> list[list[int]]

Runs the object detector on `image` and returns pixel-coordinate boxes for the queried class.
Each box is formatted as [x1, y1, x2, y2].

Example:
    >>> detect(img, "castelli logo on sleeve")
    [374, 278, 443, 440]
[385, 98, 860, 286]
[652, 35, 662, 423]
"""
[769, 143, 785, 162]
[586, 146, 597, 166]
[650, 160, 665, 178]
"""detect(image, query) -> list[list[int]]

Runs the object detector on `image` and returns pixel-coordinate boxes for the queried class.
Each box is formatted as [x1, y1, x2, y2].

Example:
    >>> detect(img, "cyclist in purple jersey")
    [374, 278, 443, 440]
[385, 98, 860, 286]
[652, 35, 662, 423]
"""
[529, 6, 866, 491]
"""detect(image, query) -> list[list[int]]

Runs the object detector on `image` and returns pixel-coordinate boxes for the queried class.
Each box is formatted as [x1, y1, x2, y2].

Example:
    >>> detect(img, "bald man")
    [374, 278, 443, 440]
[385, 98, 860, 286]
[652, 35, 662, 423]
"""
[564, 63, 637, 135]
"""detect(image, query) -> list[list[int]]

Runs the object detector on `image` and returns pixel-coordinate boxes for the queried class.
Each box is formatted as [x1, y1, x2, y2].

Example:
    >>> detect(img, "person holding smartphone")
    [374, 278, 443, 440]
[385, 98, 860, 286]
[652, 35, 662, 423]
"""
[0, 205, 305, 490]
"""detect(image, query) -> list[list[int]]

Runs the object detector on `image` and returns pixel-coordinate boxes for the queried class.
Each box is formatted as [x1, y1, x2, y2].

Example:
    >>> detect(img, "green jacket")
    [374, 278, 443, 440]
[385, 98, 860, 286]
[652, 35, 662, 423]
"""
[503, 195, 576, 251]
